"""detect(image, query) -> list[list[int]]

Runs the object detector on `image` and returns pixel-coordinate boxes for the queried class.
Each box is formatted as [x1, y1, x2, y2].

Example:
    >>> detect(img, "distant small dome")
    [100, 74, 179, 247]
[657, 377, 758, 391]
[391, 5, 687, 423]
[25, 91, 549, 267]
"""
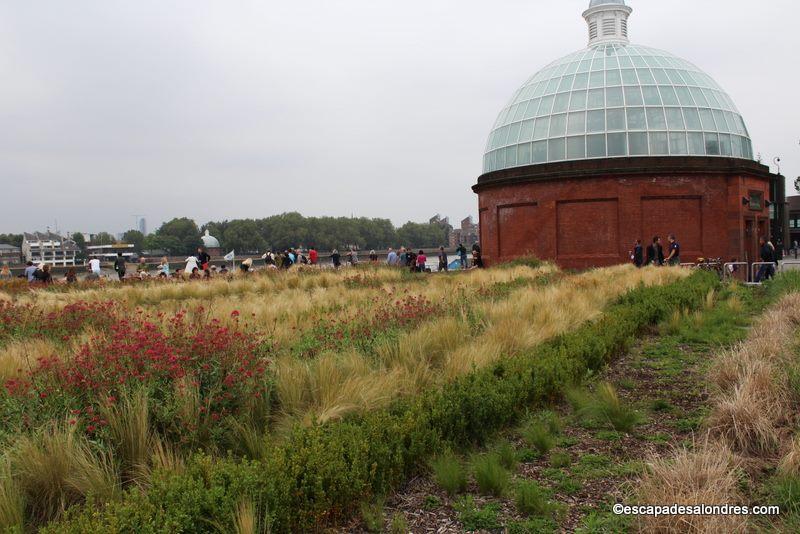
[201, 229, 220, 248]
[589, 0, 626, 6]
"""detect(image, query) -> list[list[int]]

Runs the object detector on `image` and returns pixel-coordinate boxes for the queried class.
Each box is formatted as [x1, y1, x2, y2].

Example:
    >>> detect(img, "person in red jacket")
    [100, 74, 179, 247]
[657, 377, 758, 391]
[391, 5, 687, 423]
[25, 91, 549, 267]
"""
[309, 247, 318, 265]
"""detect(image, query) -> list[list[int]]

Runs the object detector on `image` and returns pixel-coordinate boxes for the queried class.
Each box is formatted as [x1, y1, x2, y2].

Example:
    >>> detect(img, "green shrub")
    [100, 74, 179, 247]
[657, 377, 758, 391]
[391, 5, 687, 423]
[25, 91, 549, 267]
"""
[472, 454, 509, 496]
[429, 452, 467, 496]
[515, 480, 554, 517]
[454, 496, 500, 531]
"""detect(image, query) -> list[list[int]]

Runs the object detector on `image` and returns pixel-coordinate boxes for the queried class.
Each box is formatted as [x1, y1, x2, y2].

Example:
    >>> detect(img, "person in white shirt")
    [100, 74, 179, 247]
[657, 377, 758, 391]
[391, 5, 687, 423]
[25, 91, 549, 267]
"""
[88, 258, 101, 275]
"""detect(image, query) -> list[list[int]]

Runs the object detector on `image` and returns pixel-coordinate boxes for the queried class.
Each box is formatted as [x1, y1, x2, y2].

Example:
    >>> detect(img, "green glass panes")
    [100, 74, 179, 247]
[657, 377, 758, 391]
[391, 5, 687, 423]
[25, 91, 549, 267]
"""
[483, 42, 753, 173]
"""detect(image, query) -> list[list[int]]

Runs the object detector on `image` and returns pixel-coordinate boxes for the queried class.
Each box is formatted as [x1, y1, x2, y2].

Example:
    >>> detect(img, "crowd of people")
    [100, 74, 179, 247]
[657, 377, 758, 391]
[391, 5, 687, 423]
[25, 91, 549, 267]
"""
[1, 242, 485, 286]
[629, 233, 779, 282]
[630, 234, 683, 267]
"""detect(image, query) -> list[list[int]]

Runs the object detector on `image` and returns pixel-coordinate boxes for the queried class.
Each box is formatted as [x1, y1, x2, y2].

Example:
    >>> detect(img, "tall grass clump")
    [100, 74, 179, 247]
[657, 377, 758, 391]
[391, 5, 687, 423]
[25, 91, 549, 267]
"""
[636, 440, 745, 533]
[10, 425, 118, 525]
[429, 452, 467, 496]
[522, 421, 555, 454]
[360, 497, 384, 533]
[494, 440, 518, 471]
[0, 462, 24, 531]
[515, 480, 555, 517]
[472, 453, 509, 496]
[101, 389, 151, 482]
[569, 382, 642, 433]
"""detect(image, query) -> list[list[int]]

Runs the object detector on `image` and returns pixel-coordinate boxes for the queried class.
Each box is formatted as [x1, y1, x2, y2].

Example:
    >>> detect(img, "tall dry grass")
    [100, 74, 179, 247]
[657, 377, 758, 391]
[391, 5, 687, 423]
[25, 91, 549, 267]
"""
[636, 439, 747, 533]
[707, 293, 800, 455]
[0, 460, 24, 531]
[9, 424, 119, 524]
[274, 265, 688, 424]
[0, 338, 60, 382]
[635, 291, 800, 533]
[101, 389, 152, 482]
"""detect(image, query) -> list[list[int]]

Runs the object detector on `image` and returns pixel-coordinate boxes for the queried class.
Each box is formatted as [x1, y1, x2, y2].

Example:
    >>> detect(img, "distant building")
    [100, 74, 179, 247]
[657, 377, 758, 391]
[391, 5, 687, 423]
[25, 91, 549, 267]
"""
[474, 0, 782, 267]
[429, 214, 450, 227]
[449, 216, 480, 248]
[789, 196, 800, 248]
[0, 244, 22, 265]
[138, 217, 147, 235]
[85, 243, 136, 263]
[22, 232, 79, 266]
[200, 230, 222, 256]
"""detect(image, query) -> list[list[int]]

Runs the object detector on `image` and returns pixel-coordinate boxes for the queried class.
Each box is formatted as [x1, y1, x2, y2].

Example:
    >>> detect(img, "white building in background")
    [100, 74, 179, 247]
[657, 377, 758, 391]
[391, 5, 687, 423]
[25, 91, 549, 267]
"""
[86, 243, 136, 262]
[22, 232, 79, 266]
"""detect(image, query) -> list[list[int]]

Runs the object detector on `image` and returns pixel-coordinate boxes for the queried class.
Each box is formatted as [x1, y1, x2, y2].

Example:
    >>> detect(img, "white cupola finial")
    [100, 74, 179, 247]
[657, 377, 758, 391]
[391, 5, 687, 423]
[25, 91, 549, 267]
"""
[582, 0, 632, 46]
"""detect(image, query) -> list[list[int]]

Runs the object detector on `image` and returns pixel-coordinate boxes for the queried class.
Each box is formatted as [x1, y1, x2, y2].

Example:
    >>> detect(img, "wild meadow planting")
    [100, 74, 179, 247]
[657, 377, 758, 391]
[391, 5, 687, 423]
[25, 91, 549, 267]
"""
[0, 261, 713, 531]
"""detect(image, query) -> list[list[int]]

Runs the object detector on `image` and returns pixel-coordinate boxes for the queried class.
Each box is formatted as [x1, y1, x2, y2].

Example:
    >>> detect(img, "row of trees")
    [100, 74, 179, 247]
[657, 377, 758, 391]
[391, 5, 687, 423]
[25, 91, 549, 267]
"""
[1, 214, 452, 257]
[199, 213, 450, 256]
[0, 234, 23, 248]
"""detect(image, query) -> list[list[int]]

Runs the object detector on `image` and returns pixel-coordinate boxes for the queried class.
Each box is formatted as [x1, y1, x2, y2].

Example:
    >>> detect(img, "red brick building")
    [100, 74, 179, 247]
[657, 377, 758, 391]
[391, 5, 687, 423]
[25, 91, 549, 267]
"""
[473, 0, 785, 268]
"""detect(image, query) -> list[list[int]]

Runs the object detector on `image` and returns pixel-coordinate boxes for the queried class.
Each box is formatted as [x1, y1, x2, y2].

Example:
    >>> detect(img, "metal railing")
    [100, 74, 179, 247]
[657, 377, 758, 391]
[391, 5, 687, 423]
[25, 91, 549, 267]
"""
[723, 262, 749, 283]
[778, 260, 800, 272]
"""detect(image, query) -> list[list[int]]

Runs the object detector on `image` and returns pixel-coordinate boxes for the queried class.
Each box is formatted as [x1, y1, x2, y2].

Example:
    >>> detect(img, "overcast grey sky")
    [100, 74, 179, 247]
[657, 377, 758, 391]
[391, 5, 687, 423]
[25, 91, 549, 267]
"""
[0, 0, 797, 235]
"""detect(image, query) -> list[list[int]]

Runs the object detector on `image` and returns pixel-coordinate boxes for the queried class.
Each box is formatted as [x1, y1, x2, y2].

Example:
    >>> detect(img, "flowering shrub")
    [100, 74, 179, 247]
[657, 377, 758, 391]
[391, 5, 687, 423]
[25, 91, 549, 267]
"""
[0, 300, 118, 345]
[3, 309, 272, 447]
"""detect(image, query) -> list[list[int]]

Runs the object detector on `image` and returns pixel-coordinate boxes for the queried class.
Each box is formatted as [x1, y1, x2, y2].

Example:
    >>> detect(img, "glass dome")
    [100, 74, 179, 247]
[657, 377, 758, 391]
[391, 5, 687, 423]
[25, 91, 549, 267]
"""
[589, 0, 626, 6]
[483, 43, 753, 174]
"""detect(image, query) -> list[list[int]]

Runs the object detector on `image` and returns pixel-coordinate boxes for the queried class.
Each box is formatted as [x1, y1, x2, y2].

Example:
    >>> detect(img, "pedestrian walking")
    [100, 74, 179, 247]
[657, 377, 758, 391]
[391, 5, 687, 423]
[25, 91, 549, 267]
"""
[665, 234, 681, 266]
[113, 253, 127, 280]
[457, 243, 468, 269]
[438, 246, 448, 272]
[331, 249, 341, 269]
[631, 240, 643, 267]
[646, 236, 664, 266]
[416, 250, 427, 272]
[387, 248, 398, 266]
[755, 237, 776, 282]
[309, 247, 319, 265]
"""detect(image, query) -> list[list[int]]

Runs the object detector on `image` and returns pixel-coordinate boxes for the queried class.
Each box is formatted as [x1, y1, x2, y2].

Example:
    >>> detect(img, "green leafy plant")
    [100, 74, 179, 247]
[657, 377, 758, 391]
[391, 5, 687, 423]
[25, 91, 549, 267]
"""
[454, 496, 501, 531]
